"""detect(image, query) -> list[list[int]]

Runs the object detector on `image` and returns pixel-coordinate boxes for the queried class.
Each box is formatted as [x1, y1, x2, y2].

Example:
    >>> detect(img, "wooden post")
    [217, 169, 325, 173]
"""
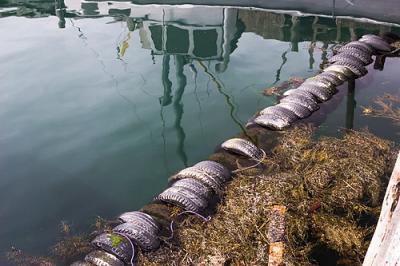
[268, 205, 287, 266]
[363, 152, 400, 265]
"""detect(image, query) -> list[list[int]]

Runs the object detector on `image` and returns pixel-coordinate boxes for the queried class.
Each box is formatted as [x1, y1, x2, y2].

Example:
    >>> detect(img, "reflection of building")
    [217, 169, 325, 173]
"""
[123, 7, 244, 166]
[136, 7, 237, 62]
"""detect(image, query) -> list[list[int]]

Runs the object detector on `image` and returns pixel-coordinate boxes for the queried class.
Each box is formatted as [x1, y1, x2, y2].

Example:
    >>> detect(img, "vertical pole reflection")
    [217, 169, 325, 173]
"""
[160, 54, 173, 172]
[160, 55, 173, 106]
[174, 55, 188, 167]
[290, 16, 299, 52]
[55, 0, 66, 28]
[346, 79, 356, 129]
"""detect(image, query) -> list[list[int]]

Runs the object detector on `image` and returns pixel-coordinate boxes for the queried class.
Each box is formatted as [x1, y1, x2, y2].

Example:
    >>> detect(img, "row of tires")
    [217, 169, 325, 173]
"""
[71, 34, 394, 266]
[247, 34, 392, 130]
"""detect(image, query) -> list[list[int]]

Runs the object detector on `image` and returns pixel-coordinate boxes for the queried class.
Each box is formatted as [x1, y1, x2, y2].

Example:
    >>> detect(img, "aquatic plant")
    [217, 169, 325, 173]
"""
[137, 126, 395, 265]
[362, 93, 400, 130]
[6, 247, 56, 266]
[262, 77, 305, 97]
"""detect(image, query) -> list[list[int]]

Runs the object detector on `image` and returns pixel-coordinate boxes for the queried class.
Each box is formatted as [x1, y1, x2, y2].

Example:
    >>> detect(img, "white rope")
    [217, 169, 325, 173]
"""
[167, 210, 211, 240]
[232, 148, 267, 174]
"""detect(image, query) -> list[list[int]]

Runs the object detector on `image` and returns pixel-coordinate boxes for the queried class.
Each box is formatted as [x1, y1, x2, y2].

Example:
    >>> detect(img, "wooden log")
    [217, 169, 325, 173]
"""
[363, 152, 400, 266]
[268, 205, 287, 266]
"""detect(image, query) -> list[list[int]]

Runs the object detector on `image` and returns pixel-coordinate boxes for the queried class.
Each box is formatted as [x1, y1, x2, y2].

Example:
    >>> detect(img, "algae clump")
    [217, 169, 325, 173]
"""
[138, 126, 396, 266]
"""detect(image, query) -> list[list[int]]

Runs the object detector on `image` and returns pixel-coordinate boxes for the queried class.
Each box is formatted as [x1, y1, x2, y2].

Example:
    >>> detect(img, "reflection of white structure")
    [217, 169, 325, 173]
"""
[65, 1, 240, 64]
[134, 6, 239, 64]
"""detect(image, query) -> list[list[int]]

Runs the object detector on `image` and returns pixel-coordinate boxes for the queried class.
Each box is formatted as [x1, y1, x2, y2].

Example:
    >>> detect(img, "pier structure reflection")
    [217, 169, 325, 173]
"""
[121, 6, 244, 165]
[2, 0, 399, 148]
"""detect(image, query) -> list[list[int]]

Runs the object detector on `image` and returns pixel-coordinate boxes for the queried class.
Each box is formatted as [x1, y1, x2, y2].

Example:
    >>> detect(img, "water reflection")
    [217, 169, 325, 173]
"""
[125, 6, 245, 161]
[1, 0, 398, 184]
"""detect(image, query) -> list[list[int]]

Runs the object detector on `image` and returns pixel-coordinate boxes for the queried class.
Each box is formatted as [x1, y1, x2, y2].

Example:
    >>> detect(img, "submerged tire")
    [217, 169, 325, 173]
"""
[171, 178, 213, 199]
[360, 34, 392, 52]
[194, 161, 231, 183]
[85, 250, 124, 266]
[277, 102, 312, 119]
[283, 88, 318, 100]
[112, 222, 160, 251]
[317, 70, 347, 83]
[302, 78, 335, 90]
[221, 138, 264, 161]
[329, 52, 371, 66]
[296, 85, 332, 102]
[253, 113, 291, 130]
[360, 38, 392, 53]
[280, 94, 319, 112]
[170, 167, 223, 193]
[323, 65, 355, 79]
[331, 60, 367, 77]
[118, 211, 160, 233]
[91, 233, 136, 264]
[259, 105, 298, 123]
[336, 41, 374, 55]
[301, 82, 337, 96]
[155, 186, 208, 213]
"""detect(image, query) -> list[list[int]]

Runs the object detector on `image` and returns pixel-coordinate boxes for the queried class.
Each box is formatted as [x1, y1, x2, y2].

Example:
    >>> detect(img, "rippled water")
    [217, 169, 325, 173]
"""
[0, 1, 399, 263]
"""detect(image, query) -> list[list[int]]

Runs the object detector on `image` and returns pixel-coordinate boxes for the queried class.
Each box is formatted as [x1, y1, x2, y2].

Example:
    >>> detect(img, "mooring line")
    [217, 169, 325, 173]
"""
[113, 232, 136, 266]
[232, 148, 267, 174]
[167, 210, 211, 240]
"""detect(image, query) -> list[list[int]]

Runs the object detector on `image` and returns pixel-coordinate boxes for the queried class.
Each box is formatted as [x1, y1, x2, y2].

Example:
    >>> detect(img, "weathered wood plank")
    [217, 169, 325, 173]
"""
[363, 152, 400, 266]
[268, 205, 287, 266]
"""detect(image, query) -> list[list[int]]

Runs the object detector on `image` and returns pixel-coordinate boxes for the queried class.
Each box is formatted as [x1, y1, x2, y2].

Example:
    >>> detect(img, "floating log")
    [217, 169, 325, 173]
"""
[363, 152, 400, 266]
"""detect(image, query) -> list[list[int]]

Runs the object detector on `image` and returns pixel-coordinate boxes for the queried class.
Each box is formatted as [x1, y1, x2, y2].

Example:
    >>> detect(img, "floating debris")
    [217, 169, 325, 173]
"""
[362, 106, 375, 115]
[263, 86, 280, 96]
[262, 77, 305, 97]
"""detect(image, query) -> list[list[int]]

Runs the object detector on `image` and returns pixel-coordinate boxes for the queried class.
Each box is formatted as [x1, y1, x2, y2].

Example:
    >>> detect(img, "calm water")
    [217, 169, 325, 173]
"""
[0, 1, 399, 263]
